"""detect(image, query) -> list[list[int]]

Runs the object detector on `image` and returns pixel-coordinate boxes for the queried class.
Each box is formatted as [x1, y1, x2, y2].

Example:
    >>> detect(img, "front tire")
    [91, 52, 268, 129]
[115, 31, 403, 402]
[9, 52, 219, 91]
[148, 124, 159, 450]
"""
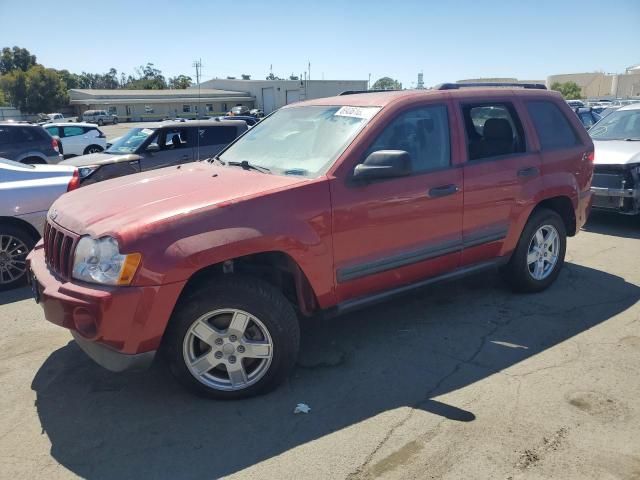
[0, 224, 36, 291]
[83, 145, 104, 155]
[163, 275, 300, 399]
[501, 208, 566, 293]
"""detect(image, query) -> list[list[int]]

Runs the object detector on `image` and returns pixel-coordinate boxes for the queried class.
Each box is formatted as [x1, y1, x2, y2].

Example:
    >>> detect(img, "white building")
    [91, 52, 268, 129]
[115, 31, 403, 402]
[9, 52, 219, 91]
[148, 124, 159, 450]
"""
[197, 79, 368, 114]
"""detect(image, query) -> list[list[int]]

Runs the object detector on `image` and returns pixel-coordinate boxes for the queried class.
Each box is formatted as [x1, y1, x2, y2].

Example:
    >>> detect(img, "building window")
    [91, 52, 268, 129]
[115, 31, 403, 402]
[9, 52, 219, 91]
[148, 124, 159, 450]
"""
[183, 104, 191, 113]
[206, 104, 213, 113]
[144, 105, 154, 114]
[107, 106, 117, 114]
[222, 103, 228, 113]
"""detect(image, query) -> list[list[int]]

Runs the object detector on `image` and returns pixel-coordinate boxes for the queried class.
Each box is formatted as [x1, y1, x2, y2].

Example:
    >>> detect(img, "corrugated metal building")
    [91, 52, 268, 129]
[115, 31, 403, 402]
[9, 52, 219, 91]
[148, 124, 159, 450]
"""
[197, 79, 368, 114]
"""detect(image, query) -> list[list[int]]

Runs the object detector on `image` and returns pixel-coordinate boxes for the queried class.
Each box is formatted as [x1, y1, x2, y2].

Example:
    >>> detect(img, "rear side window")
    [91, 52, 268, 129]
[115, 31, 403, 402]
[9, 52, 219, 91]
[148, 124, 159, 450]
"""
[11, 127, 39, 143]
[45, 126, 59, 136]
[526, 101, 579, 150]
[365, 105, 451, 173]
[63, 126, 85, 137]
[197, 126, 238, 146]
[462, 103, 526, 160]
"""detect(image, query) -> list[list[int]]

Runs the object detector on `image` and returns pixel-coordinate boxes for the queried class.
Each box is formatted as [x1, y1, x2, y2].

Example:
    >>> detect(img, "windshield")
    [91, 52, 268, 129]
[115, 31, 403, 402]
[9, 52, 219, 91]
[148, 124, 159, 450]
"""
[106, 127, 155, 154]
[219, 105, 381, 177]
[590, 109, 640, 140]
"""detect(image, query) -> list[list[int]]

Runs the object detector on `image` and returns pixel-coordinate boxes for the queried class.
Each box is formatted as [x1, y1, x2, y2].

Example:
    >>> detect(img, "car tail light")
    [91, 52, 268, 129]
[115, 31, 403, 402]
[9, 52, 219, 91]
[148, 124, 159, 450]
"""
[585, 150, 595, 163]
[67, 169, 80, 191]
[52, 137, 60, 153]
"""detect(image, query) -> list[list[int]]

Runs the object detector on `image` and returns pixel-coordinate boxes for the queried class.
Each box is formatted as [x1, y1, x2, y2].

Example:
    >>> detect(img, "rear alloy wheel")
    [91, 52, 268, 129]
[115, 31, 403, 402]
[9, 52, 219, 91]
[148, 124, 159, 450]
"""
[0, 226, 35, 291]
[84, 145, 103, 155]
[501, 208, 566, 293]
[164, 275, 300, 399]
[98, 119, 104, 126]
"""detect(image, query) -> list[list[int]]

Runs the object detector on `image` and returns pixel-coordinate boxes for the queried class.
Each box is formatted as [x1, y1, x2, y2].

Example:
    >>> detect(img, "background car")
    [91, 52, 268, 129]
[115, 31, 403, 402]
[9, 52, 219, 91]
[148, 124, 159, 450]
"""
[0, 158, 79, 290]
[37, 113, 65, 125]
[574, 107, 601, 129]
[80, 110, 118, 125]
[61, 120, 248, 185]
[214, 115, 259, 126]
[229, 105, 250, 116]
[589, 103, 640, 216]
[0, 122, 63, 164]
[44, 123, 107, 157]
[566, 100, 585, 108]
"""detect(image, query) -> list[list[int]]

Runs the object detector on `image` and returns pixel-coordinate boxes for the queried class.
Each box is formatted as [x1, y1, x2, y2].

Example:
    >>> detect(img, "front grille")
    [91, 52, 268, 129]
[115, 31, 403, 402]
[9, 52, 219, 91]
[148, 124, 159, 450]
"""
[43, 221, 79, 279]
[592, 172, 625, 189]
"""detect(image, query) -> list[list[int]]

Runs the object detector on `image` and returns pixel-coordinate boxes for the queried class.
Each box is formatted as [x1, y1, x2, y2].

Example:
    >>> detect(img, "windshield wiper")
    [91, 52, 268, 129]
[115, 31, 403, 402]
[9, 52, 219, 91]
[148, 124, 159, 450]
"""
[208, 155, 225, 165]
[624, 138, 640, 141]
[226, 160, 271, 174]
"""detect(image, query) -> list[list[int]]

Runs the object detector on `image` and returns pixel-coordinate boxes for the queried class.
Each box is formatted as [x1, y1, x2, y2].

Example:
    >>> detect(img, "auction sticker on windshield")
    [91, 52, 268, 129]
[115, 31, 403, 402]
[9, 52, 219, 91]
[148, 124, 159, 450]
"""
[334, 106, 381, 120]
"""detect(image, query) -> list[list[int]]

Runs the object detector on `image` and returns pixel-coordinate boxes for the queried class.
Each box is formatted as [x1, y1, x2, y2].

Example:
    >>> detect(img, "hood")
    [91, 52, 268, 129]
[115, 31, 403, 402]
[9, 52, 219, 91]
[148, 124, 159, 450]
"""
[60, 152, 136, 167]
[593, 140, 640, 166]
[50, 162, 308, 236]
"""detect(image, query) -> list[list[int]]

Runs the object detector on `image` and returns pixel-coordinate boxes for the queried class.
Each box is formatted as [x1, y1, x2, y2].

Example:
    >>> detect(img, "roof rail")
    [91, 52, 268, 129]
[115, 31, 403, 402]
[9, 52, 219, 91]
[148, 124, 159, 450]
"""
[436, 82, 547, 90]
[339, 89, 400, 95]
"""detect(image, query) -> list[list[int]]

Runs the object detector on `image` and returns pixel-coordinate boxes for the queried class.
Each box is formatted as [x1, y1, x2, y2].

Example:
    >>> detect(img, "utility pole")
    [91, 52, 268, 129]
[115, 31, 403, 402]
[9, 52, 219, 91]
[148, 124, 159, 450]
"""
[192, 58, 202, 117]
[368, 73, 371, 90]
[308, 61, 311, 81]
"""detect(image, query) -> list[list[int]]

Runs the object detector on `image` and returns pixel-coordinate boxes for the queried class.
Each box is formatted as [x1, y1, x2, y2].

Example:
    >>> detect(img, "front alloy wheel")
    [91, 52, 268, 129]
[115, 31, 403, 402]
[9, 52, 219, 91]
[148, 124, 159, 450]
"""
[183, 308, 273, 391]
[0, 226, 35, 291]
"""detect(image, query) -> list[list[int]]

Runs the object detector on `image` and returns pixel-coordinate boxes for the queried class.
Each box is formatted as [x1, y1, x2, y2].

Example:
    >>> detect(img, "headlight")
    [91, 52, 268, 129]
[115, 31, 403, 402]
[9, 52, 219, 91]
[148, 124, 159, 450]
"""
[78, 166, 99, 178]
[72, 236, 141, 285]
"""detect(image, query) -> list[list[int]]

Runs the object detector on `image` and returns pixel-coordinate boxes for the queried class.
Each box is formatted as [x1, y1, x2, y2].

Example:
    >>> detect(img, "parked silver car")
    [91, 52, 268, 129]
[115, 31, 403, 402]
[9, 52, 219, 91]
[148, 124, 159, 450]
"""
[0, 158, 78, 290]
[80, 110, 118, 126]
[590, 103, 640, 215]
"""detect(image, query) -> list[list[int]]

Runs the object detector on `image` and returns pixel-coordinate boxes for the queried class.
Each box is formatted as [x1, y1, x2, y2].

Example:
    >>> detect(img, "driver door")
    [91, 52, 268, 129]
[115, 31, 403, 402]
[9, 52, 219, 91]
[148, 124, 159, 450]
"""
[139, 127, 195, 171]
[330, 102, 463, 303]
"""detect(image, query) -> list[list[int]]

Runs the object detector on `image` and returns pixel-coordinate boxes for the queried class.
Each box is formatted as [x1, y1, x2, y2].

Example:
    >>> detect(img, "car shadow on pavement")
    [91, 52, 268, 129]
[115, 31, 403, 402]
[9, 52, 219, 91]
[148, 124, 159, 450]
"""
[0, 286, 31, 305]
[583, 211, 640, 239]
[31, 262, 640, 480]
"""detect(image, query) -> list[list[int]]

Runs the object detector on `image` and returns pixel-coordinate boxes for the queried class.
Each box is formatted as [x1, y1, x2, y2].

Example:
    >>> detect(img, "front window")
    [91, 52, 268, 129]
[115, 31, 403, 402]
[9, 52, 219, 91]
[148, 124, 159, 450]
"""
[106, 127, 156, 154]
[219, 105, 380, 177]
[589, 109, 640, 141]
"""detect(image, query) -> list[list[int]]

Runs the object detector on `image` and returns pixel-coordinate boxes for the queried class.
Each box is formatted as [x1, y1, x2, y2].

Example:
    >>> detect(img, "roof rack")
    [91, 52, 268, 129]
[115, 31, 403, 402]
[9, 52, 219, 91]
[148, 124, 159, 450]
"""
[436, 82, 547, 90]
[339, 89, 400, 95]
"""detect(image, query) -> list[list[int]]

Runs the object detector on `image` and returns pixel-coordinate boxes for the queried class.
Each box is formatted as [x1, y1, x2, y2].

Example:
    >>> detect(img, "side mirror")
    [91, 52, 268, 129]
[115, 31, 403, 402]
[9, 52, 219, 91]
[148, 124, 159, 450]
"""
[353, 150, 412, 181]
[146, 143, 160, 153]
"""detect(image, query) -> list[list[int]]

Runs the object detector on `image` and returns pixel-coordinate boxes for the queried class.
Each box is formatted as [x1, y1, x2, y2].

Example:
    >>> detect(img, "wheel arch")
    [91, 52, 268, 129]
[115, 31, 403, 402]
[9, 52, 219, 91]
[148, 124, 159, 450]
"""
[0, 216, 41, 243]
[176, 250, 319, 317]
[533, 195, 576, 236]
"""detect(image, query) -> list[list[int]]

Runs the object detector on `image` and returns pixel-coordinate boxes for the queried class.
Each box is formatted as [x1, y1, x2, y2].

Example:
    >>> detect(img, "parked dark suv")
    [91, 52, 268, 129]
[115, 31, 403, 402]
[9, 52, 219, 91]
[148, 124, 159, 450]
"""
[29, 84, 594, 399]
[0, 122, 63, 164]
[60, 120, 248, 185]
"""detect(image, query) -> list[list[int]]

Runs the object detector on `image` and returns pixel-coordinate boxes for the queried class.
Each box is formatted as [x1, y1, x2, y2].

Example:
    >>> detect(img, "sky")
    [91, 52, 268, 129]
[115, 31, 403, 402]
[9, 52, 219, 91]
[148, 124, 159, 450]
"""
[1, 0, 638, 88]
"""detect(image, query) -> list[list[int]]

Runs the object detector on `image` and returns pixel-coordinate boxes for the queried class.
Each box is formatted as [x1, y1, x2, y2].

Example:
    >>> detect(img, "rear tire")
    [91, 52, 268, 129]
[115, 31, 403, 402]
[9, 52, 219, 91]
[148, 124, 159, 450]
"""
[163, 275, 300, 399]
[113, 117, 118, 124]
[501, 208, 566, 293]
[0, 224, 36, 291]
[98, 119, 104, 126]
[83, 145, 104, 155]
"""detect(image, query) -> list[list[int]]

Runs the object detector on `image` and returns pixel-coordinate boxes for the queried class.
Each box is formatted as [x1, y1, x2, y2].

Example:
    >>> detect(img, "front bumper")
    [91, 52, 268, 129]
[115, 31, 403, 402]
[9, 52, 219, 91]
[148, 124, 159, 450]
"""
[27, 244, 186, 371]
[590, 186, 640, 214]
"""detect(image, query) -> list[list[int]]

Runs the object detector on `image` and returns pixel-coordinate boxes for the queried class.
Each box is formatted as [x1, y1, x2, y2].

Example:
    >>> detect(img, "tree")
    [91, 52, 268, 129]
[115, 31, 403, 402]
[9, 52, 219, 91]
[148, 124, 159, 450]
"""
[289, 74, 299, 81]
[168, 75, 192, 89]
[372, 77, 402, 90]
[56, 69, 80, 89]
[266, 72, 282, 80]
[241, 74, 251, 80]
[550, 81, 582, 100]
[125, 63, 166, 89]
[0, 46, 37, 74]
[0, 65, 68, 112]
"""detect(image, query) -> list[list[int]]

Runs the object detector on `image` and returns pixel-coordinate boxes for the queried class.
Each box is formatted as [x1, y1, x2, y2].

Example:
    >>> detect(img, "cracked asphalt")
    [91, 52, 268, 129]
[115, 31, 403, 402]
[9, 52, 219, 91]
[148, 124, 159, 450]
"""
[1, 211, 639, 480]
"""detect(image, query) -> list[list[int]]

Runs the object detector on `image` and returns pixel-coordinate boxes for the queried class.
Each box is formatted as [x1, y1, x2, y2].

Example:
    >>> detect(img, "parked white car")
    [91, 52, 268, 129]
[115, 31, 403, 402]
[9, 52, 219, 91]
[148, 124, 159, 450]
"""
[589, 103, 640, 215]
[37, 113, 65, 125]
[0, 158, 78, 290]
[43, 122, 107, 157]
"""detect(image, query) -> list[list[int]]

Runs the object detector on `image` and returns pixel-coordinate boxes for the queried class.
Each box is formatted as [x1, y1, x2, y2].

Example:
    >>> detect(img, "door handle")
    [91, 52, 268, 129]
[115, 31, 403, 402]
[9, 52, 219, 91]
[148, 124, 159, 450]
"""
[517, 166, 539, 178]
[428, 184, 459, 198]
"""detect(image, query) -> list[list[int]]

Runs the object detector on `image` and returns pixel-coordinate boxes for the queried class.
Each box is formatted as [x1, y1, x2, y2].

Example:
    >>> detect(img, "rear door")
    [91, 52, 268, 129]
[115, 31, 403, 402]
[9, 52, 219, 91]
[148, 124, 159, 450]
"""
[456, 95, 542, 266]
[139, 127, 194, 171]
[193, 125, 241, 159]
[60, 125, 87, 156]
[331, 101, 464, 303]
[8, 127, 43, 161]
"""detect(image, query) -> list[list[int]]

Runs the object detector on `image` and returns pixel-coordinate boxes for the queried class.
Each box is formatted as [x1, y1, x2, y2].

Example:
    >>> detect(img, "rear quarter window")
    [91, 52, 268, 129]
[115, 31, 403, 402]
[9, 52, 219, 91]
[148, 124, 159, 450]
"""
[526, 101, 580, 150]
[197, 126, 238, 146]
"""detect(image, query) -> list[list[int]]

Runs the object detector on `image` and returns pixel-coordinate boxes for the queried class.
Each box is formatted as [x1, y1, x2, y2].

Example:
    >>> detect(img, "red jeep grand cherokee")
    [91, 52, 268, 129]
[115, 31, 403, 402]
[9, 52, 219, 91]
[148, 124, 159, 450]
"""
[28, 84, 594, 399]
